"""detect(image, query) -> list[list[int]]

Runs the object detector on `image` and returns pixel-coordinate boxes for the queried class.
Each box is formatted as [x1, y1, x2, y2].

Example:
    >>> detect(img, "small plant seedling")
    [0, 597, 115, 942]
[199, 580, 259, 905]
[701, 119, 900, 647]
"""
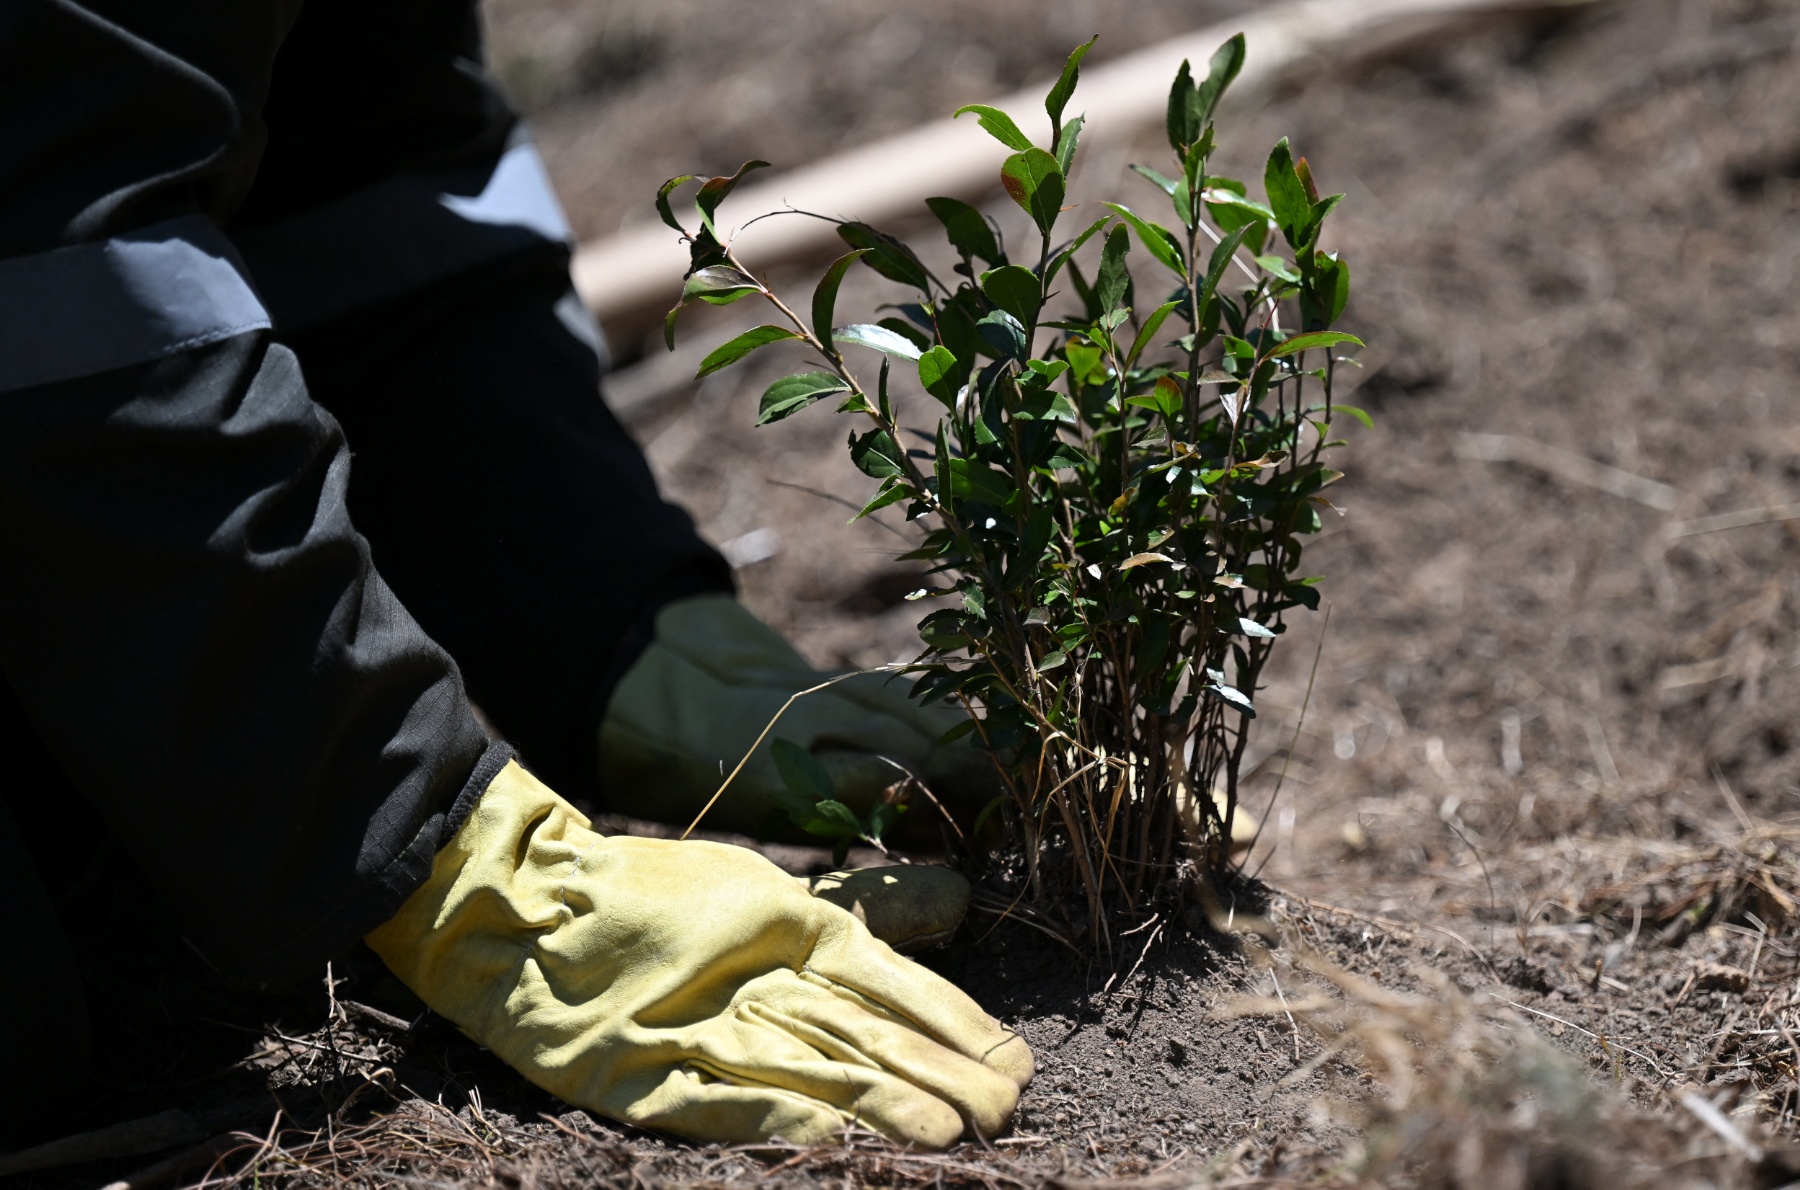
[766, 737, 905, 865]
[660, 34, 1365, 951]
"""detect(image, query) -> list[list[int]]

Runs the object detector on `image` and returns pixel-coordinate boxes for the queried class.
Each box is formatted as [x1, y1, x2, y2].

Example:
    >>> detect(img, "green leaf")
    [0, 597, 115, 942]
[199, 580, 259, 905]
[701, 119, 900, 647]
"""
[934, 717, 981, 746]
[1125, 374, 1183, 418]
[1102, 203, 1185, 276]
[1237, 617, 1276, 638]
[757, 371, 849, 425]
[1036, 649, 1068, 673]
[695, 160, 770, 239]
[686, 226, 729, 275]
[1329, 255, 1352, 324]
[976, 309, 1027, 359]
[1095, 224, 1131, 316]
[1268, 330, 1363, 359]
[834, 323, 923, 361]
[771, 737, 834, 802]
[917, 345, 961, 405]
[1179, 131, 1213, 225]
[813, 249, 868, 351]
[1310, 192, 1344, 234]
[849, 428, 905, 480]
[953, 103, 1034, 152]
[1044, 215, 1110, 288]
[1065, 341, 1104, 383]
[876, 317, 933, 353]
[1194, 34, 1245, 127]
[1205, 682, 1256, 717]
[866, 802, 904, 844]
[1264, 139, 1312, 248]
[1046, 36, 1098, 129]
[935, 422, 956, 516]
[937, 286, 986, 367]
[1015, 506, 1055, 575]
[1204, 188, 1274, 256]
[1296, 155, 1320, 203]
[1325, 404, 1373, 429]
[951, 459, 1014, 505]
[1042, 441, 1090, 469]
[1201, 224, 1250, 306]
[802, 799, 865, 840]
[925, 197, 1002, 265]
[854, 482, 911, 522]
[1255, 254, 1302, 284]
[1166, 59, 1201, 152]
[1131, 164, 1179, 196]
[979, 264, 1044, 327]
[682, 265, 760, 306]
[1055, 114, 1085, 177]
[1126, 299, 1181, 366]
[656, 174, 697, 234]
[767, 784, 817, 831]
[837, 223, 933, 293]
[1001, 148, 1066, 236]
[1315, 252, 1352, 324]
[697, 325, 801, 378]
[1206, 188, 1275, 226]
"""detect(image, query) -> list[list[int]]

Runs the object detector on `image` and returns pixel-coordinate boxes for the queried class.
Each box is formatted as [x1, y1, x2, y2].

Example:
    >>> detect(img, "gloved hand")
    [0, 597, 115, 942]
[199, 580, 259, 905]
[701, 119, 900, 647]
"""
[1174, 783, 1260, 859]
[366, 760, 1031, 1147]
[599, 594, 993, 837]
[801, 865, 969, 954]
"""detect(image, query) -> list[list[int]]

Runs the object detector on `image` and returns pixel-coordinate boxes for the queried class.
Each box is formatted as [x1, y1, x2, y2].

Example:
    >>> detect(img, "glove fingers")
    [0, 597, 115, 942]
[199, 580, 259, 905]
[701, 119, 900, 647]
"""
[683, 1001, 967, 1147]
[759, 993, 1023, 1139]
[649, 594, 816, 682]
[803, 866, 969, 953]
[620, 1067, 856, 1146]
[805, 929, 1035, 1091]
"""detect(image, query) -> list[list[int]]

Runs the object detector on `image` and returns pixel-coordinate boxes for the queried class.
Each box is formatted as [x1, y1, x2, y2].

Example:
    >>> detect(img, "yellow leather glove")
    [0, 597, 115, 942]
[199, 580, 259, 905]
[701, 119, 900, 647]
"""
[366, 761, 1031, 1147]
[598, 595, 993, 837]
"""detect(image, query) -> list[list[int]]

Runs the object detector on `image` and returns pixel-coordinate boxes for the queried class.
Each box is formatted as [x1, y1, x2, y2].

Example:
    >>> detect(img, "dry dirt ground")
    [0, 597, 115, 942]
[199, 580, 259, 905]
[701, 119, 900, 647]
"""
[11, 0, 1800, 1186]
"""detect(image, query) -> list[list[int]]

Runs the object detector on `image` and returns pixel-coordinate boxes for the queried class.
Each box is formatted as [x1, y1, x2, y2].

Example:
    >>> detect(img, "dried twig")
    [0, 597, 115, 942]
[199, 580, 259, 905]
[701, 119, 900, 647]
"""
[0, 1111, 204, 1177]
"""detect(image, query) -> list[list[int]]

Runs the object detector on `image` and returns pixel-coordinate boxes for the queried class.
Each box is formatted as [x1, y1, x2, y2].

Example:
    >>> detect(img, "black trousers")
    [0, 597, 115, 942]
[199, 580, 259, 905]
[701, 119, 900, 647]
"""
[0, 0, 729, 1127]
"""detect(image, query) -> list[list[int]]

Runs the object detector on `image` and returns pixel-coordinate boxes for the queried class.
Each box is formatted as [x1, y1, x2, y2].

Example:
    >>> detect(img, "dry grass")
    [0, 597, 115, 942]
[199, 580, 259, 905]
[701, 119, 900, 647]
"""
[1217, 942, 1779, 1190]
[142, 928, 1793, 1190]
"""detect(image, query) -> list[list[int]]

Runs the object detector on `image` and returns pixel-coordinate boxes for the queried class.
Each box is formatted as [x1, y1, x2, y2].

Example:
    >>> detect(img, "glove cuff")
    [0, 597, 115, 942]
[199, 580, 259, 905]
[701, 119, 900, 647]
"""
[365, 758, 593, 1033]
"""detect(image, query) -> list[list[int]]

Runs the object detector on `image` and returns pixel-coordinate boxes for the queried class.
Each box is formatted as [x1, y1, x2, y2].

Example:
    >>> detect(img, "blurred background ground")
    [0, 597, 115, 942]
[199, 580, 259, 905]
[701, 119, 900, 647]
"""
[15, 0, 1800, 1185]
[482, 0, 1269, 243]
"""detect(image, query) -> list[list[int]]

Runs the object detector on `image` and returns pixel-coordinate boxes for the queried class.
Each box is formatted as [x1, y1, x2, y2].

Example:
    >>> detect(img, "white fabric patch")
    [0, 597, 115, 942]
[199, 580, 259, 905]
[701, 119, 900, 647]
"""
[0, 216, 270, 393]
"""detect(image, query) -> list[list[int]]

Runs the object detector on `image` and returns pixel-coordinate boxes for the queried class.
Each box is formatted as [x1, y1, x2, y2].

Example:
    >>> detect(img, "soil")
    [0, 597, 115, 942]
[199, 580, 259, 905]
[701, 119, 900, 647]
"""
[12, 0, 1800, 1185]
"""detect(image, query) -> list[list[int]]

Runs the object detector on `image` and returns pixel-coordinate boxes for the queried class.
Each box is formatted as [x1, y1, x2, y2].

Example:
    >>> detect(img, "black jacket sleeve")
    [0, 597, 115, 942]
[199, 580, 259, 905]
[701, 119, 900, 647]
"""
[0, 0, 502, 977]
[0, 330, 505, 976]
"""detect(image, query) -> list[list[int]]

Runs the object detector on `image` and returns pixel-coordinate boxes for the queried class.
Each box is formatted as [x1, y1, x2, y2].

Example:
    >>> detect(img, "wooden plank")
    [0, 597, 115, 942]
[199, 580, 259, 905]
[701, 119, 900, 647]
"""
[571, 0, 1604, 329]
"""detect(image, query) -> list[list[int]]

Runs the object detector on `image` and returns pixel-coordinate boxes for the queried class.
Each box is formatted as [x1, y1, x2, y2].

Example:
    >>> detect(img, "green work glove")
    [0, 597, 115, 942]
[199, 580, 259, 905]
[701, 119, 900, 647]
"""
[366, 761, 1031, 1147]
[801, 865, 970, 954]
[599, 595, 992, 837]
